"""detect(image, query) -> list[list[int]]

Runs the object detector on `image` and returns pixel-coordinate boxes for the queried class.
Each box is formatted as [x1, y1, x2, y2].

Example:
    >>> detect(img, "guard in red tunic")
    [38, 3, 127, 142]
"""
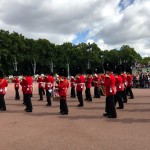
[120, 65, 128, 103]
[0, 70, 8, 111]
[44, 72, 54, 106]
[114, 66, 124, 109]
[21, 68, 33, 112]
[102, 62, 117, 118]
[12, 71, 20, 100]
[85, 69, 93, 101]
[93, 68, 101, 98]
[55, 68, 69, 115]
[70, 76, 76, 98]
[75, 66, 85, 107]
[126, 66, 134, 99]
[37, 73, 45, 101]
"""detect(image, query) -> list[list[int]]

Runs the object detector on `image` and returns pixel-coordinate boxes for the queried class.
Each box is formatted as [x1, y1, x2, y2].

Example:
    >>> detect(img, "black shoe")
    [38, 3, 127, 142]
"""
[25, 110, 32, 112]
[117, 107, 124, 109]
[1, 108, 6, 111]
[129, 97, 134, 99]
[39, 99, 43, 101]
[46, 103, 51, 106]
[24, 108, 28, 111]
[77, 104, 83, 107]
[103, 113, 108, 117]
[108, 115, 117, 118]
[87, 99, 92, 102]
[61, 112, 68, 115]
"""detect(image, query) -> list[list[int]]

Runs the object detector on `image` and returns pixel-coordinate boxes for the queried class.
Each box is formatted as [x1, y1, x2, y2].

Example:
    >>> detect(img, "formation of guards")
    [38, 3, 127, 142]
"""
[0, 62, 134, 118]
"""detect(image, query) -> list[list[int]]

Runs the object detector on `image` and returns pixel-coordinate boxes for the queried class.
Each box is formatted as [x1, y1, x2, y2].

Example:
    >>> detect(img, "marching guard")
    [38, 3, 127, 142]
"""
[21, 68, 33, 112]
[0, 70, 8, 111]
[55, 68, 69, 115]
[75, 66, 85, 107]
[114, 66, 124, 109]
[12, 71, 20, 100]
[37, 73, 45, 101]
[44, 72, 54, 106]
[102, 62, 117, 118]
[126, 66, 134, 99]
[93, 68, 101, 98]
[85, 69, 93, 101]
[70, 76, 76, 98]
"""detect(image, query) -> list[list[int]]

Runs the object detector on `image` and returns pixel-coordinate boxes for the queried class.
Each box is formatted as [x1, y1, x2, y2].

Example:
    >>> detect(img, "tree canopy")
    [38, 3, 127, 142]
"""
[0, 29, 149, 75]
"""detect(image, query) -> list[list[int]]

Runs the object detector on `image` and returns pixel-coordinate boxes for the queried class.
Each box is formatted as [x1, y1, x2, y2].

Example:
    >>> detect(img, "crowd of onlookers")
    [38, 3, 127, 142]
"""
[132, 70, 150, 88]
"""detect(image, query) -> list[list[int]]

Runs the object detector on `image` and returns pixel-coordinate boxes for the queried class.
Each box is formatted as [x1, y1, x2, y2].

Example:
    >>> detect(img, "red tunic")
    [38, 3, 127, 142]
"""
[70, 77, 76, 88]
[103, 73, 116, 96]
[121, 73, 127, 87]
[37, 76, 45, 88]
[0, 78, 8, 94]
[20, 76, 33, 94]
[115, 75, 124, 92]
[44, 75, 54, 90]
[75, 75, 85, 91]
[85, 75, 93, 88]
[93, 74, 100, 87]
[127, 74, 133, 87]
[56, 78, 69, 98]
[12, 77, 20, 89]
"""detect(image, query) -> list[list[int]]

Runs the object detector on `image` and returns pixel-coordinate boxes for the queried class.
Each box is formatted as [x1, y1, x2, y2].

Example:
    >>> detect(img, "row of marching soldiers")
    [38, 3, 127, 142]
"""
[0, 62, 134, 118]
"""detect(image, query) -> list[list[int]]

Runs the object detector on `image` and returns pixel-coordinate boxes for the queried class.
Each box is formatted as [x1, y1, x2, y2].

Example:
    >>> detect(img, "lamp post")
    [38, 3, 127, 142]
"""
[66, 59, 70, 79]
[50, 60, 54, 73]
[0, 39, 3, 67]
[87, 46, 92, 69]
[13, 57, 18, 71]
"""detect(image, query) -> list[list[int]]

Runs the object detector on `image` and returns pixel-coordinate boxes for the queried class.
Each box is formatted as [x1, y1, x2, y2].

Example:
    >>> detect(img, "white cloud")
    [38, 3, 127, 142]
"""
[0, 0, 149, 57]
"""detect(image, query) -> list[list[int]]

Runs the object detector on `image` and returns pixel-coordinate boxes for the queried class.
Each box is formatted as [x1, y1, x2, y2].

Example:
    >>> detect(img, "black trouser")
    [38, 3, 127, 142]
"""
[114, 91, 124, 109]
[122, 89, 127, 103]
[24, 94, 32, 111]
[0, 94, 6, 110]
[71, 87, 76, 97]
[85, 88, 92, 101]
[126, 86, 134, 98]
[94, 86, 100, 98]
[15, 88, 20, 100]
[105, 95, 117, 117]
[23, 92, 25, 104]
[77, 91, 83, 106]
[60, 98, 68, 113]
[42, 88, 45, 95]
[39, 88, 43, 100]
[46, 90, 51, 105]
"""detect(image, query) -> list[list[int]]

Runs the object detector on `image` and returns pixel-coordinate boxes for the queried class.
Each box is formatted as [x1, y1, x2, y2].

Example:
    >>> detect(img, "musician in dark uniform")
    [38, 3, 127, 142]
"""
[75, 66, 85, 107]
[55, 68, 69, 115]
[102, 62, 117, 118]
[0, 70, 8, 111]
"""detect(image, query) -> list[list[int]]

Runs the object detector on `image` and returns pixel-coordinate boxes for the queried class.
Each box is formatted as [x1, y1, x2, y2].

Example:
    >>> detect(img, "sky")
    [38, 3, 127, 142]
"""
[0, 0, 149, 57]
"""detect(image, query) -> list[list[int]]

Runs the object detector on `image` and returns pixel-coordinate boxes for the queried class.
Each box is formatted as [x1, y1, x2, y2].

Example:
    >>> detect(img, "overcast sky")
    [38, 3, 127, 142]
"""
[0, 0, 149, 57]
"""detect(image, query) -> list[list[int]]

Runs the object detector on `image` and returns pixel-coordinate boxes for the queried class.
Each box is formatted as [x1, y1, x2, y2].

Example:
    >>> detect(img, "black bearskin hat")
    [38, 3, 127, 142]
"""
[120, 64, 126, 72]
[103, 62, 114, 71]
[126, 66, 132, 74]
[58, 67, 67, 77]
[113, 66, 121, 75]
[0, 70, 4, 78]
[13, 71, 19, 76]
[76, 66, 83, 74]
[86, 69, 93, 75]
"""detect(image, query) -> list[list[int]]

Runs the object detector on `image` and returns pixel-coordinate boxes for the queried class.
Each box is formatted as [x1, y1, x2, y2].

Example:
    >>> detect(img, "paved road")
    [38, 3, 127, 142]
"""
[0, 83, 150, 150]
